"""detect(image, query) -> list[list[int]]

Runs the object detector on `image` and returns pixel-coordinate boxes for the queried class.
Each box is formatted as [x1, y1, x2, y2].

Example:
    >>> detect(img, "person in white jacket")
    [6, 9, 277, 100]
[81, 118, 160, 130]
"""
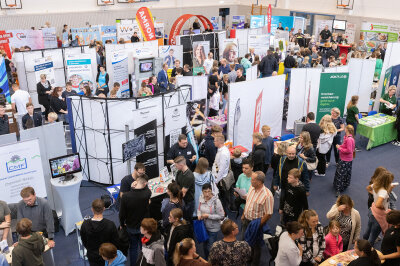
[275, 221, 304, 266]
[315, 114, 337, 176]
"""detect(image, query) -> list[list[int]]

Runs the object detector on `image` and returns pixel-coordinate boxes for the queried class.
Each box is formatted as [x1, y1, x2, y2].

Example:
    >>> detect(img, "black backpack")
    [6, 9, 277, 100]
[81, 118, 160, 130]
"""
[265, 226, 285, 265]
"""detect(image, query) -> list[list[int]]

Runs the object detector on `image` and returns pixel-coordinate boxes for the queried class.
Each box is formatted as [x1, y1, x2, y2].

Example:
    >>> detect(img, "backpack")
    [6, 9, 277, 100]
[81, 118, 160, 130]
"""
[265, 225, 284, 265]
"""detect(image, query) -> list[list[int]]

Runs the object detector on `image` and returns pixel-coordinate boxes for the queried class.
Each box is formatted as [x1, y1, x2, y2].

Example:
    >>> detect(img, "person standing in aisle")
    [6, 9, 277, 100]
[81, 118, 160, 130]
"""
[261, 125, 274, 173]
[174, 156, 196, 222]
[346, 96, 361, 152]
[326, 108, 345, 167]
[11, 83, 32, 130]
[37, 74, 53, 120]
[315, 115, 337, 176]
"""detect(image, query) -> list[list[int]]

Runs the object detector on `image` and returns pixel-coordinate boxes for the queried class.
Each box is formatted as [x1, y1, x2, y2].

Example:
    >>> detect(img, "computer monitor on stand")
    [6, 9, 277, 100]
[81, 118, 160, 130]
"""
[49, 153, 82, 181]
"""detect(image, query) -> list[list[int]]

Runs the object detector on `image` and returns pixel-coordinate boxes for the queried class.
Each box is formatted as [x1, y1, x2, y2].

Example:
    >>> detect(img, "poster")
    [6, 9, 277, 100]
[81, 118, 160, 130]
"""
[132, 40, 158, 58]
[34, 56, 56, 86]
[293, 17, 305, 33]
[192, 41, 210, 75]
[65, 54, 95, 93]
[382, 64, 400, 96]
[112, 51, 129, 97]
[344, 22, 356, 44]
[382, 67, 393, 96]
[248, 35, 270, 58]
[134, 119, 159, 179]
[62, 31, 70, 47]
[158, 45, 183, 69]
[250, 15, 264, 29]
[274, 38, 286, 52]
[232, 16, 245, 29]
[116, 20, 142, 42]
[316, 73, 349, 122]
[0, 58, 10, 103]
[70, 27, 101, 46]
[186, 99, 207, 143]
[101, 25, 117, 44]
[221, 38, 238, 64]
[360, 22, 400, 51]
[210, 16, 219, 30]
[41, 27, 58, 49]
[154, 22, 164, 39]
[0, 31, 12, 59]
[164, 104, 187, 157]
[270, 16, 294, 35]
[0, 139, 47, 204]
[7, 29, 44, 50]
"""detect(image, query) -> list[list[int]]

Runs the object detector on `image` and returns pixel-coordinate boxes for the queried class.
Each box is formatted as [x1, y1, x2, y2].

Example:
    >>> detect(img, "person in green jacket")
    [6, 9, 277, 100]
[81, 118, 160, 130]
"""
[240, 54, 252, 75]
[346, 95, 360, 151]
[12, 218, 45, 266]
[374, 52, 383, 80]
[380, 85, 397, 115]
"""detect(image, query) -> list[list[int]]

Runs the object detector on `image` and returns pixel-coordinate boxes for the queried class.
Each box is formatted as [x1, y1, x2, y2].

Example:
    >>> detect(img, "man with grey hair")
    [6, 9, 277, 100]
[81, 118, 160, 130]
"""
[241, 171, 274, 266]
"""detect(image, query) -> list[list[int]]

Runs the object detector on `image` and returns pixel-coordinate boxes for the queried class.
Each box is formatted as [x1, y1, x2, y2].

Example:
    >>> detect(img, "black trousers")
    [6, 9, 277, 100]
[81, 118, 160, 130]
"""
[326, 134, 341, 164]
[208, 108, 219, 117]
[316, 150, 326, 174]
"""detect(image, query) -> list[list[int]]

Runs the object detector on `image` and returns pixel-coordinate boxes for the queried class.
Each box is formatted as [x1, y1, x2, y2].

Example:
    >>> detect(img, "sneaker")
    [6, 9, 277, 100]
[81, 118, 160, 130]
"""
[326, 163, 330, 168]
[315, 173, 325, 177]
[355, 148, 362, 152]
[392, 141, 398, 145]
[395, 142, 400, 146]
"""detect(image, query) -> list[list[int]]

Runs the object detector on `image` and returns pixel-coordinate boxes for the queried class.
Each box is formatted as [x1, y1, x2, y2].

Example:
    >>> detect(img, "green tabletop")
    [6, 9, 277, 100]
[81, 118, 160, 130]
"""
[358, 113, 397, 150]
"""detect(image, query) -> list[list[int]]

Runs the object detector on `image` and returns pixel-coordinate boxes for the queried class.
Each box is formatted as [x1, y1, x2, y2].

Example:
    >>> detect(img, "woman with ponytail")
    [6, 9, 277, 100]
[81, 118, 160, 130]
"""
[173, 238, 210, 266]
[348, 239, 381, 266]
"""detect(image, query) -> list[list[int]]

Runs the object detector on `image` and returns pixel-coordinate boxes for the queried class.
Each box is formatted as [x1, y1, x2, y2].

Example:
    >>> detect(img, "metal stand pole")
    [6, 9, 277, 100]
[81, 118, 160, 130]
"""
[125, 124, 131, 175]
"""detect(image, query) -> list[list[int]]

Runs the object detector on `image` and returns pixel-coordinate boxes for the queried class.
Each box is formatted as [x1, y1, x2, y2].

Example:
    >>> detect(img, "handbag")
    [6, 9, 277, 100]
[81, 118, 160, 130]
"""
[193, 220, 209, 243]
[221, 170, 235, 191]
[117, 226, 130, 256]
[305, 158, 318, 171]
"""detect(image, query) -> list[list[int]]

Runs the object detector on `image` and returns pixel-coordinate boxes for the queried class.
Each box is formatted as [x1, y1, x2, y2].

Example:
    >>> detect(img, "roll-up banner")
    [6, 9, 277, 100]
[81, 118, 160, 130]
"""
[0, 58, 10, 103]
[316, 73, 349, 122]
[65, 54, 95, 93]
[159, 45, 183, 69]
[248, 35, 270, 58]
[0, 139, 47, 203]
[192, 41, 210, 75]
[136, 7, 156, 41]
[164, 104, 187, 159]
[221, 39, 238, 65]
[42, 27, 58, 49]
[0, 31, 12, 59]
[7, 29, 44, 50]
[111, 51, 129, 97]
[34, 56, 56, 86]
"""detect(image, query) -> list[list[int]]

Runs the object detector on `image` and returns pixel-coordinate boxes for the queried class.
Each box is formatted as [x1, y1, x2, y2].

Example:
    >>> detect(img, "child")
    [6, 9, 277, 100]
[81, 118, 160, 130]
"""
[368, 167, 397, 210]
[230, 148, 242, 182]
[270, 142, 289, 194]
[324, 220, 343, 259]
[279, 168, 308, 225]
[261, 125, 274, 174]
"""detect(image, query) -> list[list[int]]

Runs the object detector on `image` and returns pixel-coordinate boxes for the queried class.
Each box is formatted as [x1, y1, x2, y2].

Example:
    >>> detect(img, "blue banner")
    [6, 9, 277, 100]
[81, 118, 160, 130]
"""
[250, 15, 265, 29]
[0, 58, 10, 103]
[101, 25, 117, 44]
[270, 16, 294, 35]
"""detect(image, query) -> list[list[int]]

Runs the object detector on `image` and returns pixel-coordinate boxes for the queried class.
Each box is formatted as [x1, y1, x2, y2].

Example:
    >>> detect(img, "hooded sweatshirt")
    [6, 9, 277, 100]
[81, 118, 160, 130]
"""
[137, 231, 166, 266]
[106, 250, 127, 266]
[194, 171, 212, 216]
[80, 218, 120, 264]
[12, 232, 45, 266]
[251, 144, 266, 172]
[197, 194, 224, 232]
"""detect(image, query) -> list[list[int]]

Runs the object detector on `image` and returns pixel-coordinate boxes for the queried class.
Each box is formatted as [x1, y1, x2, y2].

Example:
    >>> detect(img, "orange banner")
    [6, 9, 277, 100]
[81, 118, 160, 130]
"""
[136, 7, 156, 41]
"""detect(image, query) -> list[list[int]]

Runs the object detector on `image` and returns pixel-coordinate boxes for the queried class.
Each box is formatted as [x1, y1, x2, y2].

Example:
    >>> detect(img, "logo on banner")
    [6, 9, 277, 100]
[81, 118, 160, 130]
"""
[253, 91, 263, 133]
[136, 7, 156, 41]
[6, 155, 27, 173]
[16, 33, 26, 40]
[172, 108, 181, 121]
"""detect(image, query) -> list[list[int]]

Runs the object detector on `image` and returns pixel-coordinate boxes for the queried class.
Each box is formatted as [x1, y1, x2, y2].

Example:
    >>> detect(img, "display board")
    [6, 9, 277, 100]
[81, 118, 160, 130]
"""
[42, 28, 58, 49]
[0, 139, 46, 204]
[220, 38, 238, 65]
[250, 15, 265, 29]
[228, 75, 285, 150]
[66, 53, 94, 93]
[360, 22, 400, 51]
[111, 50, 129, 97]
[70, 27, 101, 46]
[176, 76, 208, 101]
[232, 15, 245, 29]
[248, 35, 270, 58]
[101, 25, 118, 44]
[271, 16, 294, 35]
[7, 29, 44, 50]
[116, 19, 142, 42]
[344, 22, 356, 44]
[34, 56, 56, 86]
[158, 45, 183, 69]
[192, 41, 210, 75]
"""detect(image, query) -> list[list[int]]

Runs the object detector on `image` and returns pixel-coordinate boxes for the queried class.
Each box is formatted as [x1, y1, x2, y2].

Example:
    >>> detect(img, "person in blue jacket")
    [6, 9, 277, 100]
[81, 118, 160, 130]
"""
[272, 145, 310, 195]
[157, 63, 169, 93]
[261, 125, 274, 174]
[99, 243, 126, 266]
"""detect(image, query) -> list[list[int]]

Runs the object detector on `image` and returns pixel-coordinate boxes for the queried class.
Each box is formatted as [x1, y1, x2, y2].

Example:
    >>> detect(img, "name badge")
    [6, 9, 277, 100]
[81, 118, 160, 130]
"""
[187, 151, 191, 155]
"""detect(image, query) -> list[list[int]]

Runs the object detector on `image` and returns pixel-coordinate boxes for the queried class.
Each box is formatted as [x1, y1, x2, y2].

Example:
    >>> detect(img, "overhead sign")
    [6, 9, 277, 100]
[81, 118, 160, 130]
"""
[136, 7, 156, 41]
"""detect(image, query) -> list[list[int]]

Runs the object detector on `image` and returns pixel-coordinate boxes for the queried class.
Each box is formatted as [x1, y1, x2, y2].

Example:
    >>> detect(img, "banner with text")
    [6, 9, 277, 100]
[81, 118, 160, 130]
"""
[101, 25, 118, 44]
[0, 139, 47, 203]
[360, 22, 400, 51]
[71, 27, 101, 46]
[66, 54, 94, 93]
[232, 16, 245, 29]
[316, 73, 349, 122]
[112, 51, 129, 97]
[42, 27, 58, 49]
[192, 41, 210, 75]
[34, 56, 56, 86]
[248, 35, 270, 58]
[7, 29, 44, 50]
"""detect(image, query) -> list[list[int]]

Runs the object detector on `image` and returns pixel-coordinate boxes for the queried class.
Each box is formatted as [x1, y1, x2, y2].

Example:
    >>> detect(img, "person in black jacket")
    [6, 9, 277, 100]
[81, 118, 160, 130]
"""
[22, 103, 42, 130]
[258, 49, 278, 78]
[50, 87, 68, 122]
[36, 74, 53, 120]
[326, 43, 340, 60]
[164, 208, 193, 266]
[119, 177, 151, 266]
[0, 105, 9, 135]
[250, 133, 266, 172]
[171, 60, 183, 77]
[81, 199, 120, 266]
[302, 112, 321, 149]
[284, 51, 296, 88]
[131, 32, 140, 43]
[199, 125, 223, 166]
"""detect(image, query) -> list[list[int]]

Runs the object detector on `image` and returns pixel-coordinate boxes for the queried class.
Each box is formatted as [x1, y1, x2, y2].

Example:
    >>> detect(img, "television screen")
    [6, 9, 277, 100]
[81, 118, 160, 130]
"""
[122, 134, 146, 162]
[140, 62, 153, 73]
[333, 20, 346, 30]
[49, 153, 81, 178]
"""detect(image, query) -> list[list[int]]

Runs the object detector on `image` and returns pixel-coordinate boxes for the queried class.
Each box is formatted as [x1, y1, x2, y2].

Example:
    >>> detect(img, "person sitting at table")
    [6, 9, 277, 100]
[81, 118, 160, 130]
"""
[379, 85, 397, 116]
[12, 218, 45, 266]
[348, 239, 381, 266]
[17, 187, 55, 248]
[378, 210, 400, 265]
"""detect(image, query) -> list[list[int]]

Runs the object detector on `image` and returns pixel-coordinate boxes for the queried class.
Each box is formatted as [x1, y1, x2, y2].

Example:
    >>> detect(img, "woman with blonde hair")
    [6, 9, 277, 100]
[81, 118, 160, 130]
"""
[298, 210, 325, 265]
[346, 95, 360, 152]
[271, 142, 290, 181]
[297, 131, 317, 178]
[326, 107, 345, 167]
[173, 238, 210, 266]
[379, 85, 397, 115]
[333, 125, 355, 197]
[315, 114, 337, 176]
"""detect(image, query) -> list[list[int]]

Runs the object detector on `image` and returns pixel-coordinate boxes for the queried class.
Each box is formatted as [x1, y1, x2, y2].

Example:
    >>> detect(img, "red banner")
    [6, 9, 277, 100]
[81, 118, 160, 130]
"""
[168, 14, 214, 45]
[253, 91, 263, 133]
[136, 7, 156, 41]
[267, 4, 272, 34]
[0, 31, 12, 59]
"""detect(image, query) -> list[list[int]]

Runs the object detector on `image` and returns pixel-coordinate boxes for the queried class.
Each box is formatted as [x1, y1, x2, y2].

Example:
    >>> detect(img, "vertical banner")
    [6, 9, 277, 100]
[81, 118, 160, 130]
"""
[0, 139, 47, 204]
[158, 45, 183, 69]
[136, 7, 156, 41]
[186, 99, 207, 144]
[0, 58, 10, 103]
[192, 41, 210, 75]
[316, 73, 349, 122]
[101, 25, 117, 44]
[41, 27, 58, 49]
[0, 31, 12, 59]
[7, 30, 44, 50]
[253, 91, 263, 133]
[210, 16, 219, 30]
[221, 39, 238, 65]
[65, 54, 94, 93]
[34, 57, 56, 86]
[164, 104, 187, 160]
[232, 16, 245, 29]
[248, 35, 270, 58]
[382, 67, 393, 96]
[134, 119, 159, 179]
[112, 51, 129, 97]
[267, 4, 272, 33]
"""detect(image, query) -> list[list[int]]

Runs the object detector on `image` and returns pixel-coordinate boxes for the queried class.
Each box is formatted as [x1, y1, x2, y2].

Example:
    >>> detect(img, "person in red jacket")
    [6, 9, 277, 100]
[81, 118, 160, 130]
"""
[323, 220, 343, 259]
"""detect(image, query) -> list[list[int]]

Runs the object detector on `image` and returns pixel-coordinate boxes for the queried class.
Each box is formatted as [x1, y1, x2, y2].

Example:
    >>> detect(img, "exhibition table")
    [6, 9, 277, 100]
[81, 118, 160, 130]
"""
[50, 175, 83, 236]
[5, 238, 55, 265]
[320, 249, 384, 266]
[148, 176, 173, 198]
[274, 138, 299, 153]
[357, 113, 397, 150]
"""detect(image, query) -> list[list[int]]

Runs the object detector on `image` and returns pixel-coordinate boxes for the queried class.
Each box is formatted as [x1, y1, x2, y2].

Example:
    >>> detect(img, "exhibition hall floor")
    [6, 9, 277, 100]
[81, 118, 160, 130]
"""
[53, 137, 400, 265]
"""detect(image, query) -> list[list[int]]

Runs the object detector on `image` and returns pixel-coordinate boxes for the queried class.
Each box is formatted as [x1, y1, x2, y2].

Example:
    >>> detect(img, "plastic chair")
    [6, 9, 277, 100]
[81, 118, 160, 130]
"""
[281, 134, 295, 141]
[358, 113, 363, 119]
[368, 110, 377, 116]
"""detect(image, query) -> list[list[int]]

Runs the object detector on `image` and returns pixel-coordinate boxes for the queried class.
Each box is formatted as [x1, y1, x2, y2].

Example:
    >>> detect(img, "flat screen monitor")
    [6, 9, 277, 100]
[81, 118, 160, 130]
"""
[139, 62, 153, 73]
[49, 153, 81, 178]
[122, 134, 146, 163]
[333, 20, 346, 30]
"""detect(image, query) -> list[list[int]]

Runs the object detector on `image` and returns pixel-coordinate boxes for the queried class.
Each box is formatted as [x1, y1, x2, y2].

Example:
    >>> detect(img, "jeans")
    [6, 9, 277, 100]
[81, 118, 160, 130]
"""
[126, 226, 142, 265]
[283, 68, 292, 88]
[204, 230, 219, 259]
[363, 208, 381, 245]
[183, 200, 195, 223]
[326, 134, 341, 164]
